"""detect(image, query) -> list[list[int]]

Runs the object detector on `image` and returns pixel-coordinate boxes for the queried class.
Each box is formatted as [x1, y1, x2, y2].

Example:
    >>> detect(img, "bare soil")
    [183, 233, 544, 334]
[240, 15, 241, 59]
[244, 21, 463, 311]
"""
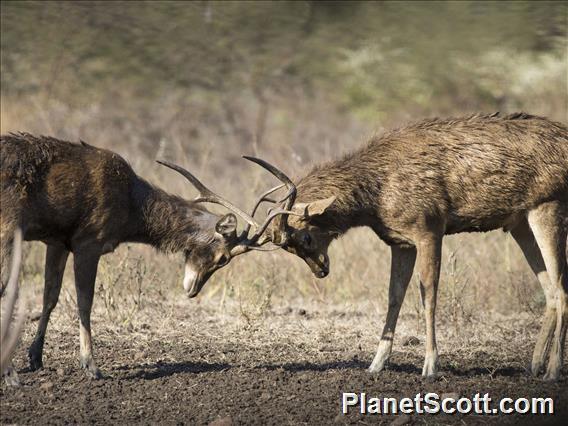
[1, 300, 567, 425]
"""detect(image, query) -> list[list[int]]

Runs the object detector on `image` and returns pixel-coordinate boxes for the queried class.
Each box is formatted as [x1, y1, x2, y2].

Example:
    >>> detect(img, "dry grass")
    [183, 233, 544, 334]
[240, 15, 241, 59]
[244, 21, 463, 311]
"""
[1, 89, 554, 330]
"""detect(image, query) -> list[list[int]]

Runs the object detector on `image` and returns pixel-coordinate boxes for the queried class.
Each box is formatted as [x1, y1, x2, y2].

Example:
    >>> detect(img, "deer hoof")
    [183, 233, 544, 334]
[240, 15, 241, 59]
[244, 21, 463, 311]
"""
[530, 362, 543, 377]
[3, 366, 21, 387]
[542, 370, 560, 382]
[85, 368, 103, 380]
[421, 365, 439, 381]
[368, 360, 388, 374]
[423, 373, 439, 383]
[542, 357, 561, 381]
[28, 350, 43, 371]
[421, 352, 439, 379]
[29, 358, 43, 372]
[80, 357, 103, 379]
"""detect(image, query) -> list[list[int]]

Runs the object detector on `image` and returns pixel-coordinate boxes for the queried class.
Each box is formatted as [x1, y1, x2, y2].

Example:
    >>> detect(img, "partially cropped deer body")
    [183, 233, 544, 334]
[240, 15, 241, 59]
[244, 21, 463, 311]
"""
[249, 113, 568, 381]
[0, 133, 284, 381]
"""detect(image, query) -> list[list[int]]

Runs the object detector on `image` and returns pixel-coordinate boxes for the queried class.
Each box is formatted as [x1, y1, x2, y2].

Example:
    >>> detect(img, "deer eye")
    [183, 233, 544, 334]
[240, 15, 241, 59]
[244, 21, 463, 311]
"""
[302, 233, 312, 248]
[217, 254, 230, 267]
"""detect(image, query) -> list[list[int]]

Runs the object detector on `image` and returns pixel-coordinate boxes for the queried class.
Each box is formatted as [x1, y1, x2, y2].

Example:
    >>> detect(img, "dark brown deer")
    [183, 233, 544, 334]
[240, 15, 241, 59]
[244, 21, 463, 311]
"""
[0, 133, 290, 381]
[247, 113, 568, 381]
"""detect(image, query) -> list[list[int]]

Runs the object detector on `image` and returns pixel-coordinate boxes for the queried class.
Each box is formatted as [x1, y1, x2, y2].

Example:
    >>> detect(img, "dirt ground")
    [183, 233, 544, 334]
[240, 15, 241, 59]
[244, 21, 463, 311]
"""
[1, 299, 567, 425]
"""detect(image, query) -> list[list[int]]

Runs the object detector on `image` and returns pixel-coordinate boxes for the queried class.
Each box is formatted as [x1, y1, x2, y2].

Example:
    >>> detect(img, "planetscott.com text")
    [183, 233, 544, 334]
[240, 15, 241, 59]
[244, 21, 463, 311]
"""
[341, 392, 554, 415]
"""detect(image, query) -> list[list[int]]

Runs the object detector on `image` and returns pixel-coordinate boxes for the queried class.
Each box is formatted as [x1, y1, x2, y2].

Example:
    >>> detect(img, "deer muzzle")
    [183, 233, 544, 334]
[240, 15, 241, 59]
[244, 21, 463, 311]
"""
[183, 263, 205, 298]
[305, 253, 330, 278]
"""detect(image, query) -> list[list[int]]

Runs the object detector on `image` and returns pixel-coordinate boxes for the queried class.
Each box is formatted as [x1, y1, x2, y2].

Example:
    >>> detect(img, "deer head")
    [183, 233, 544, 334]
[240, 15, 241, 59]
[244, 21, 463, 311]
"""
[242, 157, 338, 278]
[157, 161, 298, 297]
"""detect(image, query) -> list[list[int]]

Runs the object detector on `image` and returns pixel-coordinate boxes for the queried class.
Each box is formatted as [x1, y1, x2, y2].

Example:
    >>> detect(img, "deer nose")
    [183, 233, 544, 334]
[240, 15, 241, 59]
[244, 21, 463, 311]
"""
[316, 254, 329, 277]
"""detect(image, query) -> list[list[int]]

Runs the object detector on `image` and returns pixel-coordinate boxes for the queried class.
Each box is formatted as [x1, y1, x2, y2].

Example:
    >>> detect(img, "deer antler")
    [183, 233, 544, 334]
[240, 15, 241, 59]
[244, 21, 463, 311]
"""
[239, 183, 283, 239]
[157, 160, 258, 227]
[242, 156, 297, 211]
[157, 160, 297, 255]
[1, 227, 26, 373]
[241, 156, 298, 245]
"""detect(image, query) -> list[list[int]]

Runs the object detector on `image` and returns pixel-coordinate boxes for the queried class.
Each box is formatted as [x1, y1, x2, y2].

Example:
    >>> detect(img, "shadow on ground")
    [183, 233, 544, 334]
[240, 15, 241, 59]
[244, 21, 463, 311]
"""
[121, 361, 231, 380]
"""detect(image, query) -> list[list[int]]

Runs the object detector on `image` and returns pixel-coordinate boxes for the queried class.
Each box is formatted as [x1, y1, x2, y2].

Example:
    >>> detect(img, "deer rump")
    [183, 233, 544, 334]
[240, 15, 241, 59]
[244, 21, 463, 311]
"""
[1, 135, 133, 247]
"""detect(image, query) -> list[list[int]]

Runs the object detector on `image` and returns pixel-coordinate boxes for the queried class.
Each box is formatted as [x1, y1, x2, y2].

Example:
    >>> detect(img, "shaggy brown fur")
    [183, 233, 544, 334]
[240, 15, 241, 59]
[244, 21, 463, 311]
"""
[270, 112, 568, 381]
[0, 133, 239, 381]
[1, 134, 223, 254]
[294, 113, 567, 238]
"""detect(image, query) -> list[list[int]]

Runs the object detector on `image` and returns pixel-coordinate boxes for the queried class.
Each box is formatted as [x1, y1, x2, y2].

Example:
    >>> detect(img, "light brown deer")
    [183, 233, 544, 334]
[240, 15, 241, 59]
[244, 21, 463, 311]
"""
[0, 133, 290, 381]
[247, 113, 568, 381]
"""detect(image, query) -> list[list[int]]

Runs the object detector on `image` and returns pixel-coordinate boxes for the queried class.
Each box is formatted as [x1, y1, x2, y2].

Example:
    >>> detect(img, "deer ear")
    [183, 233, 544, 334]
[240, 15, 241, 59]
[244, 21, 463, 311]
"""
[216, 213, 237, 238]
[293, 196, 336, 218]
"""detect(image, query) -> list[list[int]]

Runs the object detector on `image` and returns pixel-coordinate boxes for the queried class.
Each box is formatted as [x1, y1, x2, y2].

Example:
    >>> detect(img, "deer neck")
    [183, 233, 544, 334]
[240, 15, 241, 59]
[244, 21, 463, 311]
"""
[128, 179, 218, 252]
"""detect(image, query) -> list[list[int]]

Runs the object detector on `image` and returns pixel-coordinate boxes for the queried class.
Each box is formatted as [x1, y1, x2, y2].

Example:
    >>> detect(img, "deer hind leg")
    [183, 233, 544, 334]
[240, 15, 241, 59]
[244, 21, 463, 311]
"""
[0, 220, 17, 295]
[0, 191, 23, 294]
[527, 202, 567, 381]
[1, 220, 20, 386]
[510, 219, 556, 376]
[2, 232, 19, 386]
[0, 236, 13, 295]
[416, 235, 443, 379]
[28, 243, 69, 371]
[369, 246, 416, 373]
[73, 249, 102, 379]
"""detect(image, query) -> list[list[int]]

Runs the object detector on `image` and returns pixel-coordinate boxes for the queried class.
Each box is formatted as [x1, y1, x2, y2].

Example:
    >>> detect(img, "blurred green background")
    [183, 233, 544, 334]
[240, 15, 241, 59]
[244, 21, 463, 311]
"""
[2, 1, 566, 120]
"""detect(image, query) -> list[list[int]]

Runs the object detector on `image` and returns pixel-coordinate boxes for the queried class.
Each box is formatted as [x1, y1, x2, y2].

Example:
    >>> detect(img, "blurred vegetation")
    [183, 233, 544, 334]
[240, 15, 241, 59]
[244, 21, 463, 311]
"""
[1, 1, 566, 319]
[2, 1, 566, 119]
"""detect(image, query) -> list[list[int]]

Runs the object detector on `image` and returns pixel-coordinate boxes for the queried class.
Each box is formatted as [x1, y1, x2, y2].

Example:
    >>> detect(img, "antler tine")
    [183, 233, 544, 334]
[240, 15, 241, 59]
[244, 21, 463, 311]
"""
[246, 243, 282, 251]
[239, 184, 285, 239]
[247, 207, 303, 244]
[157, 160, 258, 228]
[242, 156, 297, 210]
[242, 156, 297, 246]
[250, 184, 284, 218]
[229, 208, 301, 257]
[228, 243, 280, 257]
[1, 227, 26, 373]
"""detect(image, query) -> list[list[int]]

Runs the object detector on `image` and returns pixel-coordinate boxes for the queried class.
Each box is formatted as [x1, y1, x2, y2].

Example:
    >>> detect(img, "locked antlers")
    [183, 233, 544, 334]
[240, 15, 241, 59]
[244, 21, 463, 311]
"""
[242, 156, 298, 246]
[157, 159, 299, 256]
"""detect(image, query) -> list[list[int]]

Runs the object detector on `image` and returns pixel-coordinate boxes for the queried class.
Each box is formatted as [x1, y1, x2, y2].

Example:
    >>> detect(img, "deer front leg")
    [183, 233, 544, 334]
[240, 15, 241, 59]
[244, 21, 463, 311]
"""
[369, 245, 416, 373]
[73, 249, 102, 379]
[417, 235, 442, 379]
[29, 244, 69, 370]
